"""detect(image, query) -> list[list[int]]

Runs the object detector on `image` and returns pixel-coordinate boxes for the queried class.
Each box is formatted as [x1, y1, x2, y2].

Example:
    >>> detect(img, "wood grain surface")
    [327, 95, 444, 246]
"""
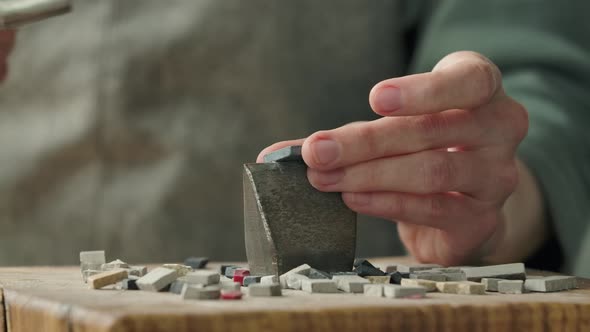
[1, 258, 589, 332]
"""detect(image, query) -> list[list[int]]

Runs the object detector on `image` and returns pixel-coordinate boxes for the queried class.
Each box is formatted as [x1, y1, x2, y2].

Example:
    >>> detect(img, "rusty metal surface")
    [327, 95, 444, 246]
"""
[244, 162, 357, 276]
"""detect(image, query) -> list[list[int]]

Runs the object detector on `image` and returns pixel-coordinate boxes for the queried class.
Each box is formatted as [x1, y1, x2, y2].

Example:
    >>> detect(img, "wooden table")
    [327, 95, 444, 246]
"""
[1, 258, 589, 332]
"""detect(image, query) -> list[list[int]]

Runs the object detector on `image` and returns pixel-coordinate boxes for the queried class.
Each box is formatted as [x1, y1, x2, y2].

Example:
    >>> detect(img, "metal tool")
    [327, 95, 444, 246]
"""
[0, 0, 71, 28]
[243, 146, 357, 276]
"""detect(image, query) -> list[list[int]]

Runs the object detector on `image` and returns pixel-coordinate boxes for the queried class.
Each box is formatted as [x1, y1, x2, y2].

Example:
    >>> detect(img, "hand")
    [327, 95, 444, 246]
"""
[258, 51, 532, 266]
[0, 30, 16, 82]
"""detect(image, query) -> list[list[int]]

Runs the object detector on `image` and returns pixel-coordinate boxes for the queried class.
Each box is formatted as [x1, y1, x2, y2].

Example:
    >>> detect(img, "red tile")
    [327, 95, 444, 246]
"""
[221, 290, 243, 300]
[233, 268, 251, 285]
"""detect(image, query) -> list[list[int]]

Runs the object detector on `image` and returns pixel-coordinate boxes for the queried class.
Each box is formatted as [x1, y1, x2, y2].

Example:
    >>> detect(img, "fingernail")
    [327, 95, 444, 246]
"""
[345, 192, 371, 206]
[375, 86, 401, 113]
[310, 139, 340, 165]
[311, 169, 344, 185]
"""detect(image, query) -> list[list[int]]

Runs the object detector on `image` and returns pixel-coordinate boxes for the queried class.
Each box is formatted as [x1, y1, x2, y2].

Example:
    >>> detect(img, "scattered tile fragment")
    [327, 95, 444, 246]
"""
[221, 290, 243, 300]
[354, 259, 386, 277]
[353, 258, 365, 268]
[332, 275, 369, 293]
[397, 264, 442, 274]
[181, 284, 220, 300]
[385, 265, 397, 273]
[82, 270, 101, 283]
[185, 270, 220, 286]
[524, 276, 577, 292]
[388, 271, 407, 285]
[162, 264, 193, 277]
[220, 265, 237, 276]
[401, 278, 437, 292]
[365, 276, 391, 284]
[263, 145, 303, 163]
[233, 268, 251, 286]
[331, 272, 358, 277]
[249, 283, 282, 297]
[457, 281, 486, 295]
[460, 263, 526, 282]
[88, 269, 128, 289]
[384, 285, 427, 299]
[481, 278, 504, 292]
[308, 268, 331, 279]
[363, 284, 384, 297]
[243, 276, 262, 287]
[301, 279, 339, 293]
[169, 278, 189, 294]
[279, 264, 311, 288]
[224, 266, 239, 279]
[80, 250, 106, 279]
[136, 267, 178, 292]
[436, 282, 461, 294]
[220, 279, 241, 291]
[427, 268, 467, 281]
[498, 280, 524, 294]
[128, 266, 148, 277]
[120, 277, 139, 291]
[101, 259, 129, 271]
[441, 272, 467, 281]
[432, 268, 463, 273]
[260, 275, 279, 285]
[286, 273, 310, 290]
[184, 257, 209, 269]
[409, 271, 446, 282]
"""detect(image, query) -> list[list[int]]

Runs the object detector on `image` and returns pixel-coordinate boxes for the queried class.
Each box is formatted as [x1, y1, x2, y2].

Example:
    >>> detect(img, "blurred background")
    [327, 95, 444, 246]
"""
[0, 0, 411, 265]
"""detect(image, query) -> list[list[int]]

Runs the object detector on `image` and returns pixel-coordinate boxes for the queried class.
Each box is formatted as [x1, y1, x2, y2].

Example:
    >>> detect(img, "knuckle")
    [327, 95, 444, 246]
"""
[386, 195, 406, 218]
[425, 195, 447, 219]
[422, 153, 456, 192]
[354, 123, 381, 157]
[492, 99, 529, 144]
[509, 101, 529, 142]
[499, 161, 519, 194]
[412, 114, 449, 143]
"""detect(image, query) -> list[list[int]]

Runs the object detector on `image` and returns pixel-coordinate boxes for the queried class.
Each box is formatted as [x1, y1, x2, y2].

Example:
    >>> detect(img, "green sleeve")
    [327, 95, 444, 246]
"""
[410, 0, 590, 276]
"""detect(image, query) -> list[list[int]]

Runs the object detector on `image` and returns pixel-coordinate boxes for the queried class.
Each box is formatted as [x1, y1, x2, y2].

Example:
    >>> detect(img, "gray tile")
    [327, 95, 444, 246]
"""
[397, 264, 442, 273]
[136, 267, 178, 292]
[301, 279, 338, 293]
[181, 284, 220, 300]
[185, 270, 220, 286]
[481, 278, 504, 292]
[460, 263, 526, 282]
[263, 145, 303, 163]
[383, 284, 426, 298]
[524, 276, 577, 292]
[498, 280, 524, 294]
[248, 283, 282, 297]
[332, 275, 369, 293]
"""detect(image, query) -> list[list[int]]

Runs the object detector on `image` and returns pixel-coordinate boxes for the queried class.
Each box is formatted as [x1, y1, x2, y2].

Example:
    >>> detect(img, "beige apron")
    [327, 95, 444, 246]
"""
[0, 0, 417, 265]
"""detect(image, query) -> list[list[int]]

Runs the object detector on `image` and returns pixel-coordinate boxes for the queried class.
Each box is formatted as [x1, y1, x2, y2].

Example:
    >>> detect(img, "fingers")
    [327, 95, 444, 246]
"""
[302, 95, 526, 171]
[342, 191, 491, 232]
[302, 109, 478, 170]
[256, 138, 306, 163]
[308, 149, 518, 200]
[369, 51, 504, 116]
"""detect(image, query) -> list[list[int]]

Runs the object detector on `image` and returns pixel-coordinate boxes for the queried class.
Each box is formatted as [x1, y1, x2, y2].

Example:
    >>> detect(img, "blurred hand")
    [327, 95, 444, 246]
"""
[258, 51, 530, 266]
[0, 30, 16, 82]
